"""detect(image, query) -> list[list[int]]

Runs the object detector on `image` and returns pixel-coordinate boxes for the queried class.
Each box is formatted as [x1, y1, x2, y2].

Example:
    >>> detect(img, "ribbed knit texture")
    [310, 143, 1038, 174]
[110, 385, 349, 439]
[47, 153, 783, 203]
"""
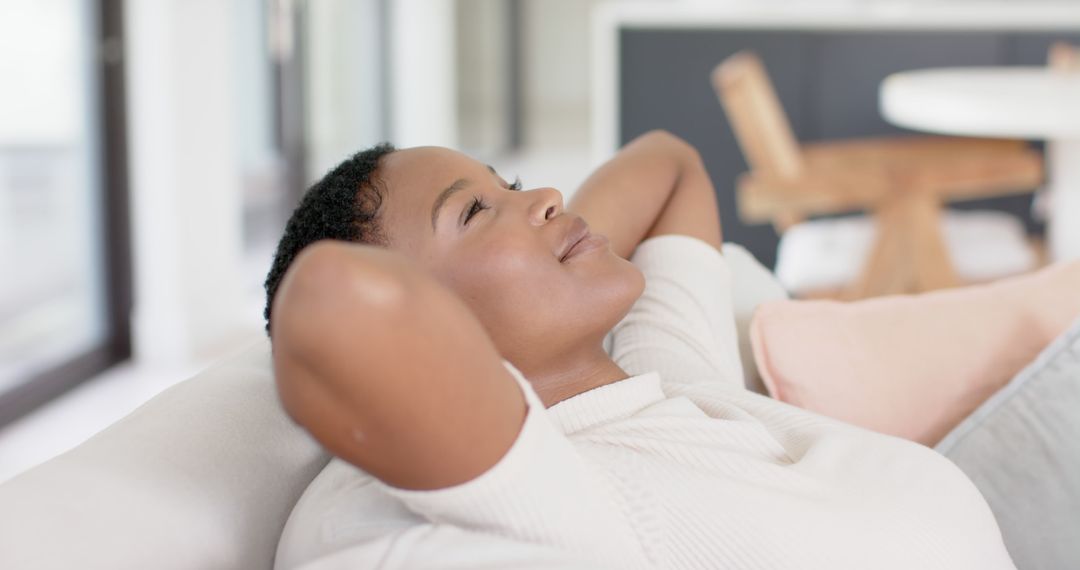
[279, 235, 1016, 569]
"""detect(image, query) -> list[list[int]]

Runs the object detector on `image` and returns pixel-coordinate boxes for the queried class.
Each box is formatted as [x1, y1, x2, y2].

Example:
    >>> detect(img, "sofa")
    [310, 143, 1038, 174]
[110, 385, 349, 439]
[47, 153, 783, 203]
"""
[1, 244, 1076, 569]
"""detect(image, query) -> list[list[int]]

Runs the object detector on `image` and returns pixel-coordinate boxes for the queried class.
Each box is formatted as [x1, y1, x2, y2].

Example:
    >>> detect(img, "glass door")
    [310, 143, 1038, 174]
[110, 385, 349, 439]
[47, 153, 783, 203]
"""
[0, 0, 130, 427]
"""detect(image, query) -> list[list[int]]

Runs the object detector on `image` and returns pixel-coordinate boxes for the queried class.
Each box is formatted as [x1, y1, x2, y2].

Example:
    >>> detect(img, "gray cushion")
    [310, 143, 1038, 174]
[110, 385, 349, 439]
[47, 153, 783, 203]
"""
[935, 316, 1080, 570]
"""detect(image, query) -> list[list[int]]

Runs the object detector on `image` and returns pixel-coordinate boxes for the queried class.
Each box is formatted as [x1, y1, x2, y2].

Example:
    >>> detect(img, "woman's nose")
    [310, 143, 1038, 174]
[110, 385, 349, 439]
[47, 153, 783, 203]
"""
[528, 187, 564, 225]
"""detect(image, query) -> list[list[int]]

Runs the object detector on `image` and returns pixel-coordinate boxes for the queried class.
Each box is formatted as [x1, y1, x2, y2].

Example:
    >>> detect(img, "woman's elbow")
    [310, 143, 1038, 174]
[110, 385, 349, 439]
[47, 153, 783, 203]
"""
[638, 129, 702, 163]
[270, 241, 413, 343]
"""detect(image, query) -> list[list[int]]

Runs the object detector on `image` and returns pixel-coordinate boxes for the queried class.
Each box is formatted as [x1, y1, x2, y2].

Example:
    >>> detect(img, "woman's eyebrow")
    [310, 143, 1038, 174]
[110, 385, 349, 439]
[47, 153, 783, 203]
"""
[431, 178, 469, 231]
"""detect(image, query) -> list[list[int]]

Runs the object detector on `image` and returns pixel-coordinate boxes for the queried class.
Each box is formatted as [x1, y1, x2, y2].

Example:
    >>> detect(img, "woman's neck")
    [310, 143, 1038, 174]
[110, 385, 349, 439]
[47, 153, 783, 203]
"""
[519, 347, 630, 408]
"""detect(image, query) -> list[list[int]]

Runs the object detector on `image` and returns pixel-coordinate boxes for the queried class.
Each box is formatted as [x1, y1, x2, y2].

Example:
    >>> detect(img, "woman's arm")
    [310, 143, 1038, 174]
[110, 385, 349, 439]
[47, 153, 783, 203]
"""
[568, 130, 723, 258]
[270, 240, 526, 491]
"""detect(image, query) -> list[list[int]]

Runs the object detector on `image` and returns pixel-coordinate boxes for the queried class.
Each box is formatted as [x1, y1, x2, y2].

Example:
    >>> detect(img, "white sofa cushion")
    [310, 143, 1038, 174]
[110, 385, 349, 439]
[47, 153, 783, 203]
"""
[722, 242, 789, 395]
[0, 339, 329, 570]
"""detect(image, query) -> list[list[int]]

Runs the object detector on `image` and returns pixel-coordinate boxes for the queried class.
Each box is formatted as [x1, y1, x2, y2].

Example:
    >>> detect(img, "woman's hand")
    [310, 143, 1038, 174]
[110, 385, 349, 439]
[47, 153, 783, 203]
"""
[270, 240, 526, 490]
[568, 130, 723, 258]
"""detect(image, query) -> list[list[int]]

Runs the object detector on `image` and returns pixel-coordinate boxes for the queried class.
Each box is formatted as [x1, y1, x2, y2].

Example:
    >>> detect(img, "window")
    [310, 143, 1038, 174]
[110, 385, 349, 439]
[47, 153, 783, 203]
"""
[0, 0, 130, 427]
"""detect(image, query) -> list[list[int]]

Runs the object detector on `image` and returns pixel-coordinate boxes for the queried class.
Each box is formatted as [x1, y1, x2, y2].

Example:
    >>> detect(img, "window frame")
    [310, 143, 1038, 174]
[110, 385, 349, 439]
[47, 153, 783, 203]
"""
[0, 0, 132, 428]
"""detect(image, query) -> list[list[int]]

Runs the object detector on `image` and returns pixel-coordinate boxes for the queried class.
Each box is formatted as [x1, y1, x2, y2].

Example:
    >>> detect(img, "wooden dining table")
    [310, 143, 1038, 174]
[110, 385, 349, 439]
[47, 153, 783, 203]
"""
[880, 66, 1080, 261]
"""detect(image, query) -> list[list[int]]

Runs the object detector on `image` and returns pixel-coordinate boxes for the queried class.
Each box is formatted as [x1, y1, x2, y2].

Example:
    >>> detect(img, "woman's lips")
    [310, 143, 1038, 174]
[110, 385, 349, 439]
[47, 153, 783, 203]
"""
[562, 232, 608, 262]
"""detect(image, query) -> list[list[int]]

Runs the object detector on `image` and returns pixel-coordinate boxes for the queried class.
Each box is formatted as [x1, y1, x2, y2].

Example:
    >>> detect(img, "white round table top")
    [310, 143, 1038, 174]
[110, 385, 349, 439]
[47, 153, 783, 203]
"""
[880, 67, 1080, 139]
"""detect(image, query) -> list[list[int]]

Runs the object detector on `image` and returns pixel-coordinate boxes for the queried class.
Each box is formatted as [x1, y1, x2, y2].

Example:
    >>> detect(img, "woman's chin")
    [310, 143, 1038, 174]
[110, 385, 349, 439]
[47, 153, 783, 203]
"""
[589, 262, 646, 328]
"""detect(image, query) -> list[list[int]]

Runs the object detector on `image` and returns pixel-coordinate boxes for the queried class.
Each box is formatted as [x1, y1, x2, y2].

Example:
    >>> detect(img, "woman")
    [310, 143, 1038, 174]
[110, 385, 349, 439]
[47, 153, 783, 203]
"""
[265, 132, 1015, 568]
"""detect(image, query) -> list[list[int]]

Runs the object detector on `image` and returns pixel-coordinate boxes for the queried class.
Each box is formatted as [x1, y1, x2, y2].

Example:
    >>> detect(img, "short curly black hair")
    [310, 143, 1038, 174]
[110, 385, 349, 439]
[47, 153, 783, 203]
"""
[263, 143, 396, 335]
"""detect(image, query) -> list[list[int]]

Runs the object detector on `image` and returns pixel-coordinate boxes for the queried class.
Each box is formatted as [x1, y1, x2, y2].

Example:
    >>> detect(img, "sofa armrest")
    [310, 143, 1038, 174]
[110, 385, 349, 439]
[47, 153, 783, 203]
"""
[0, 340, 330, 570]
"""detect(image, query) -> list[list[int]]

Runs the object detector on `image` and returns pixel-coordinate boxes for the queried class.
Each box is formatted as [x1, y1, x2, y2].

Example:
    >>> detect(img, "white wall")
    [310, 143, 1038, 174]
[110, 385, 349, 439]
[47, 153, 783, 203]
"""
[122, 0, 462, 368]
[125, 0, 253, 366]
[304, 0, 386, 179]
[389, 0, 459, 148]
[522, 0, 597, 121]
[304, 0, 457, 170]
[520, 0, 640, 148]
[456, 0, 512, 153]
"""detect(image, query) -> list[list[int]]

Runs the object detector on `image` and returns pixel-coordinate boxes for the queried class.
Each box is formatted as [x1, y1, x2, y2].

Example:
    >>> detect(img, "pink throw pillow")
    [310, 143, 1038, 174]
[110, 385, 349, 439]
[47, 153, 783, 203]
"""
[750, 261, 1080, 446]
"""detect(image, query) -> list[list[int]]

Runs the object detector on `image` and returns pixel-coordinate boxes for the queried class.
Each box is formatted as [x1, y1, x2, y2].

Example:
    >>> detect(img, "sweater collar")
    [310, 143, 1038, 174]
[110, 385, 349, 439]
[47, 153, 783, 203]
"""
[547, 372, 664, 434]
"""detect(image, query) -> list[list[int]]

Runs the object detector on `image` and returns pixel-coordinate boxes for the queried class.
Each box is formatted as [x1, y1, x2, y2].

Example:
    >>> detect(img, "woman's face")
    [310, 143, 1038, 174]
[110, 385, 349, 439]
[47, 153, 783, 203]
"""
[376, 147, 644, 369]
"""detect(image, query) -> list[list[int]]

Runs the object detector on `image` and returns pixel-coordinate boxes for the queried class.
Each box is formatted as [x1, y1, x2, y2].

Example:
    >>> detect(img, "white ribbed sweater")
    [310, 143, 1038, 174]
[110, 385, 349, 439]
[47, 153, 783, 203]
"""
[276, 236, 1015, 570]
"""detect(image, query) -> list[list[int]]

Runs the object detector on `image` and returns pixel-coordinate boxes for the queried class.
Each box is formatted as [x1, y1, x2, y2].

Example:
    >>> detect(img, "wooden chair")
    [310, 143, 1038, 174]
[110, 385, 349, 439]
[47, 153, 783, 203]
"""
[712, 51, 1044, 299]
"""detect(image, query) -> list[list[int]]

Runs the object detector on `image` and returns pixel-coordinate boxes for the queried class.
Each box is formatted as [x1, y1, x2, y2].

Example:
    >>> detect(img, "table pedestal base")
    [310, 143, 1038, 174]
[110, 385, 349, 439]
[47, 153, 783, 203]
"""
[848, 190, 959, 299]
[1049, 139, 1080, 262]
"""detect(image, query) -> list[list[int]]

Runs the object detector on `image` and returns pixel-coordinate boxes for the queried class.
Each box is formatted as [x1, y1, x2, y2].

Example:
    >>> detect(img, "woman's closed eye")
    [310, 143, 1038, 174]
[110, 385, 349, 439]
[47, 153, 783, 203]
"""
[463, 196, 489, 225]
[463, 177, 524, 225]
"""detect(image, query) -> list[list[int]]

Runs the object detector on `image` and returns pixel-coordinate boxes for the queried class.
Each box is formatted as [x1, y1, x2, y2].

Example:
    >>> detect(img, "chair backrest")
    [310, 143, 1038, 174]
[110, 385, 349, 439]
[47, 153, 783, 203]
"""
[712, 51, 804, 180]
[1048, 42, 1080, 72]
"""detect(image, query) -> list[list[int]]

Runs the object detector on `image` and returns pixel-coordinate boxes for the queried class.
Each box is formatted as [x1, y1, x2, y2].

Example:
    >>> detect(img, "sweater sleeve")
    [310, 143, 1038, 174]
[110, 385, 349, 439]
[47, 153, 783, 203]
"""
[294, 526, 613, 570]
[374, 362, 650, 568]
[610, 235, 744, 391]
